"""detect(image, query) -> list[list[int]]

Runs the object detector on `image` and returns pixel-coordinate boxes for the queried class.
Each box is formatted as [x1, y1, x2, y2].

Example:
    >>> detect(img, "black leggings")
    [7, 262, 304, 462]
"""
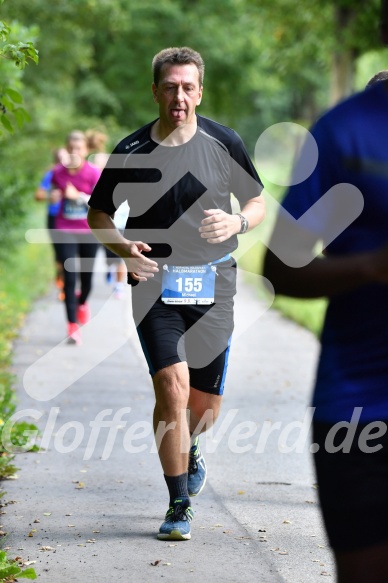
[56, 233, 99, 323]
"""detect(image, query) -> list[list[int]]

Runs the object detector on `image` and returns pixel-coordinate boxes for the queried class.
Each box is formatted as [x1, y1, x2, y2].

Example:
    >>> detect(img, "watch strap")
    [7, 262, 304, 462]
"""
[236, 213, 249, 234]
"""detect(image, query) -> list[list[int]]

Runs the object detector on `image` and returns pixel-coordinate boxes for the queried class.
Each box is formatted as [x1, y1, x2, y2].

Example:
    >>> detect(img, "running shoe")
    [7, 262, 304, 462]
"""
[157, 499, 194, 541]
[77, 302, 90, 325]
[188, 436, 207, 497]
[67, 322, 81, 345]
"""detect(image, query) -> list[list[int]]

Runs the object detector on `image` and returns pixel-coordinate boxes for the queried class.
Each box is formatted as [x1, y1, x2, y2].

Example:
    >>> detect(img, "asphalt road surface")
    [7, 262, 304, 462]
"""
[4, 251, 334, 582]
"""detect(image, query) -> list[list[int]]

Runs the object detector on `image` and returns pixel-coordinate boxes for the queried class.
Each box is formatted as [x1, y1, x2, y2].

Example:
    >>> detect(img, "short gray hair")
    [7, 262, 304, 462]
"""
[152, 47, 204, 86]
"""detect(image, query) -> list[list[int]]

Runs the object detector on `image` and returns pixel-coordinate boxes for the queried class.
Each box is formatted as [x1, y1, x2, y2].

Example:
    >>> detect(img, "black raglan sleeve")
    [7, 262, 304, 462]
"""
[228, 131, 263, 206]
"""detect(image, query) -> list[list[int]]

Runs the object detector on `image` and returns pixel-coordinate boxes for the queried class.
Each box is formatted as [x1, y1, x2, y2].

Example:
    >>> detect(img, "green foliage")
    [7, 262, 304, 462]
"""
[0, 21, 9, 41]
[0, 88, 30, 133]
[0, 551, 37, 580]
[1, 40, 38, 68]
[0, 0, 38, 134]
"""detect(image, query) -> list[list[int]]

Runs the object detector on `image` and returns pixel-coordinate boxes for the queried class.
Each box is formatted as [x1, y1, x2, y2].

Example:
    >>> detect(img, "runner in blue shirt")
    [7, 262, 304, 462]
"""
[34, 147, 70, 299]
[263, 5, 388, 578]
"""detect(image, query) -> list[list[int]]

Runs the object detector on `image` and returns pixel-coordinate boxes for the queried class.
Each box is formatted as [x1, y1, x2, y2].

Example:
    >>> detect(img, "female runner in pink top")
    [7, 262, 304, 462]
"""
[52, 130, 101, 344]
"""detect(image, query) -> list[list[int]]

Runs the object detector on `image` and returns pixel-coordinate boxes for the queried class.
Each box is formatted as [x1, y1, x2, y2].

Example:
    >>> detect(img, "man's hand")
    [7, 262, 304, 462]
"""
[366, 241, 388, 284]
[199, 209, 241, 244]
[125, 242, 159, 282]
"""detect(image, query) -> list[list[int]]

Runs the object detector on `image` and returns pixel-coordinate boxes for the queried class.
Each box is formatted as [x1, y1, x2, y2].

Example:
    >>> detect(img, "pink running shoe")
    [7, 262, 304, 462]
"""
[77, 303, 90, 325]
[67, 322, 82, 345]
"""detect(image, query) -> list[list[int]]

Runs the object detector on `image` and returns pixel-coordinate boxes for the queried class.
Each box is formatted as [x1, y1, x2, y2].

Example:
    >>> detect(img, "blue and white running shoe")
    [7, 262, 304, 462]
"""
[157, 499, 194, 541]
[188, 436, 207, 497]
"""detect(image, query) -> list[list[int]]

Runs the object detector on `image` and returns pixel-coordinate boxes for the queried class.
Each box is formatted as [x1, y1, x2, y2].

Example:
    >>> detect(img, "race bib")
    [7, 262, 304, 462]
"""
[62, 198, 88, 220]
[161, 264, 217, 305]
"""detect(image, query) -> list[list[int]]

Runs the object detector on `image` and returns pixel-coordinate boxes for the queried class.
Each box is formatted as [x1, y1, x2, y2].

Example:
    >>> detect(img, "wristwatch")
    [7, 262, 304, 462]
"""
[236, 213, 249, 234]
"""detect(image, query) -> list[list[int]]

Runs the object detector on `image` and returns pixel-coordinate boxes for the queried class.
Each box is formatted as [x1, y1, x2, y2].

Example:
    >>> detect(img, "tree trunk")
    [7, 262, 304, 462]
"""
[329, 49, 356, 106]
[328, 5, 357, 106]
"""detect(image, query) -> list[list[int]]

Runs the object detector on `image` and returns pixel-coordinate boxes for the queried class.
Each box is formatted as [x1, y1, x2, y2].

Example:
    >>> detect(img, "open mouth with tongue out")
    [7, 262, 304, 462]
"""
[171, 108, 186, 120]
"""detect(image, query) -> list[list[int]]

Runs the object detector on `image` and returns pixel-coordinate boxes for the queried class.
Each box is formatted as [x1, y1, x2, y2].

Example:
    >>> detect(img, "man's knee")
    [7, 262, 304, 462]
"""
[153, 364, 190, 411]
[188, 390, 222, 431]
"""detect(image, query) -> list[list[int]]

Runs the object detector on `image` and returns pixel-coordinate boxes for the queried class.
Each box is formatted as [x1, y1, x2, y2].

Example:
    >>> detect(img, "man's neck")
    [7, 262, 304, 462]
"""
[151, 118, 198, 146]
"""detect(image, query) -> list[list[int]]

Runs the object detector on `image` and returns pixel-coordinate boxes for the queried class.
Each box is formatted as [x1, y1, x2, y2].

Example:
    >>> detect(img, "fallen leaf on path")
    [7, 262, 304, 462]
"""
[150, 560, 161, 566]
[237, 490, 245, 495]
[33, 519, 40, 523]
[75, 482, 85, 489]
[40, 546, 55, 551]
[43, 513, 52, 516]
[283, 520, 292, 524]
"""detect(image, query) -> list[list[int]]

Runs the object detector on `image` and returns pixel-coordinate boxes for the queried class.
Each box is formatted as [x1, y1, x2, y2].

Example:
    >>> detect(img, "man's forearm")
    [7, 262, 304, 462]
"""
[87, 208, 131, 258]
[239, 197, 265, 232]
[263, 249, 374, 298]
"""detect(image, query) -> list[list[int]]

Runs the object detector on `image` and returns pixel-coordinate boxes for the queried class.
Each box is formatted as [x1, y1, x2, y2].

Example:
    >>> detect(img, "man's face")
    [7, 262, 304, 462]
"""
[152, 63, 203, 130]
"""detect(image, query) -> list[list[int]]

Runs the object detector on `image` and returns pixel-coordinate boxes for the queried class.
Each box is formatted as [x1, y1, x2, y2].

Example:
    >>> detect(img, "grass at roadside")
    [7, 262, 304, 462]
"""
[0, 206, 54, 475]
[0, 206, 52, 580]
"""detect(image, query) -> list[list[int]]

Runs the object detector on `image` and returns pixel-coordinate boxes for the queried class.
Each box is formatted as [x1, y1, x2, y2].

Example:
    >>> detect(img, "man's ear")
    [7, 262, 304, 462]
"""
[197, 86, 203, 106]
[152, 82, 158, 102]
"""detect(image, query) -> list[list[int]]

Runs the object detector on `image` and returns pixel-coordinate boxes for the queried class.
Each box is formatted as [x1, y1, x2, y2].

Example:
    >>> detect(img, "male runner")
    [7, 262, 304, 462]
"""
[88, 47, 265, 541]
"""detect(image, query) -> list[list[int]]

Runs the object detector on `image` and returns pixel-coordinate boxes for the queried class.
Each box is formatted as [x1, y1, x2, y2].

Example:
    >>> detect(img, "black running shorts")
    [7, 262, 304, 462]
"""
[131, 257, 236, 395]
[313, 419, 388, 552]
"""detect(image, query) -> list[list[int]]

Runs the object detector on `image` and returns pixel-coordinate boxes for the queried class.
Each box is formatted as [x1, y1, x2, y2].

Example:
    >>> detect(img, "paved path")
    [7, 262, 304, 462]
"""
[4, 250, 334, 582]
